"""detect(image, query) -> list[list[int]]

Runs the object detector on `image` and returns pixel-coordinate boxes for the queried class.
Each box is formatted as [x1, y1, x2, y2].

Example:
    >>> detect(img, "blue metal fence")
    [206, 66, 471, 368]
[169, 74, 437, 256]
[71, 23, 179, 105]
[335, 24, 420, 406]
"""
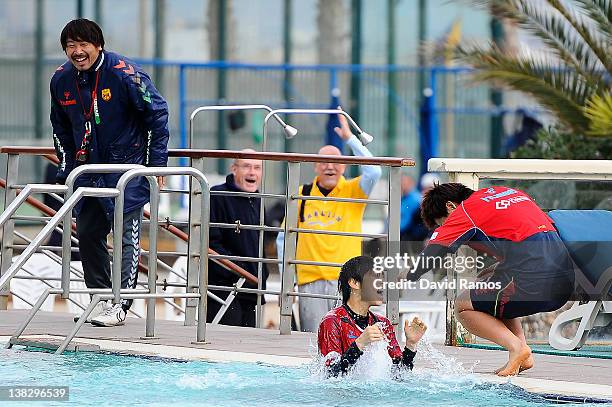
[0, 59, 545, 181]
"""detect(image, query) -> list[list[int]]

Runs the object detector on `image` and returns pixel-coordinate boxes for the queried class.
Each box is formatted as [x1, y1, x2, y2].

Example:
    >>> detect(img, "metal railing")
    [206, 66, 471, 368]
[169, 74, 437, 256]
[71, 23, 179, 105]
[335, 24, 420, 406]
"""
[182, 147, 413, 334]
[0, 150, 258, 340]
[1, 163, 213, 351]
[1, 139, 414, 348]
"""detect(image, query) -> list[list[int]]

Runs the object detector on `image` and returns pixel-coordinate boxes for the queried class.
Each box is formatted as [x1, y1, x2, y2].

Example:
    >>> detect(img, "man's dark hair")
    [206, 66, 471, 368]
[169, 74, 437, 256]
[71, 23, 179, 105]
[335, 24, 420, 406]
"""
[421, 183, 474, 229]
[60, 19, 105, 51]
[338, 256, 373, 304]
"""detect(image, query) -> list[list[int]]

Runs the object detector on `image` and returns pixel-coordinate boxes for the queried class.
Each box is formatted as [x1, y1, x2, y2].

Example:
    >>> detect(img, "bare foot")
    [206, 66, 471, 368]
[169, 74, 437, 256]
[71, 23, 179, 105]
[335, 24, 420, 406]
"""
[496, 345, 532, 377]
[519, 355, 534, 372]
[494, 354, 534, 374]
[494, 363, 507, 375]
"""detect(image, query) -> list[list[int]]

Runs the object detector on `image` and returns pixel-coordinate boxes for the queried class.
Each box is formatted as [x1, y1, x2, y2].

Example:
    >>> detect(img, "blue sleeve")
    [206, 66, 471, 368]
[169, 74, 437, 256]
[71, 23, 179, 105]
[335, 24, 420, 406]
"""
[399, 197, 411, 232]
[345, 135, 382, 196]
[50, 79, 75, 182]
[400, 192, 421, 232]
[276, 231, 285, 276]
[123, 68, 169, 167]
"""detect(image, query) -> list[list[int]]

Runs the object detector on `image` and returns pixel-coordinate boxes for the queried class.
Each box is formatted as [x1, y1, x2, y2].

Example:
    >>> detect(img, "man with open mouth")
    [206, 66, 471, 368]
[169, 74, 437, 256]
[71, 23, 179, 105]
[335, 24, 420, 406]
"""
[207, 150, 269, 327]
[50, 18, 169, 327]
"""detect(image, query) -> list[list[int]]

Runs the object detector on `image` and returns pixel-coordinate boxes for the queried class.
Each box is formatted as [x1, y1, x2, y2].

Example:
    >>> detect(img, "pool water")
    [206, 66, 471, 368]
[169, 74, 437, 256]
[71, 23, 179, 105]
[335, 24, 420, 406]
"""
[0, 342, 603, 407]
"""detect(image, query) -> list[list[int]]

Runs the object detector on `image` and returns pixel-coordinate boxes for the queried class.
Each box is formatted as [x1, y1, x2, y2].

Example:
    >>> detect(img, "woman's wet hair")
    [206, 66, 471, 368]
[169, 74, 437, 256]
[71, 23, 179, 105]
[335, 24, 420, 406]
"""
[421, 182, 474, 229]
[338, 256, 373, 303]
[60, 18, 105, 51]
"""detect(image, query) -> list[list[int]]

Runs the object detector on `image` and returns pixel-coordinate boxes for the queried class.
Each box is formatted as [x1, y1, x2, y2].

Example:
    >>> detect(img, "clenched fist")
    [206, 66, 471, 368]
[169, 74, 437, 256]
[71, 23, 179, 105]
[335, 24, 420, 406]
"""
[355, 324, 385, 350]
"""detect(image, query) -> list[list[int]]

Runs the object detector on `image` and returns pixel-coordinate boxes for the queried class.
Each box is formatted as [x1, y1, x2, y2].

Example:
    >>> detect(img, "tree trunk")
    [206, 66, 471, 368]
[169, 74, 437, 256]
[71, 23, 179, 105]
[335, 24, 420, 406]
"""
[316, 0, 348, 64]
[207, 0, 236, 60]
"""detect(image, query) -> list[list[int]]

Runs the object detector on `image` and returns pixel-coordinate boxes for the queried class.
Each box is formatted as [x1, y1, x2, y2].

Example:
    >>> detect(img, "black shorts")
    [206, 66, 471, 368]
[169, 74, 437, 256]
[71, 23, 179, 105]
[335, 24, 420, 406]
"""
[470, 272, 574, 319]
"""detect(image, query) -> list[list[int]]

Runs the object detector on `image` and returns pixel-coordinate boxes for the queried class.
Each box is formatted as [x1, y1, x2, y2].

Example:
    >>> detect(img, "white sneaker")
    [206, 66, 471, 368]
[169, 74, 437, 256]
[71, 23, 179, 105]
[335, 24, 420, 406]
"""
[90, 303, 127, 327]
[73, 300, 110, 323]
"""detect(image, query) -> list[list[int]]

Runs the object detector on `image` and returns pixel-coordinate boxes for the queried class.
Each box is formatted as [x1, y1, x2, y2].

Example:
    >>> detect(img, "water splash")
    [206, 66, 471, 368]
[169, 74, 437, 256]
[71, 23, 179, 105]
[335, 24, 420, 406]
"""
[416, 335, 470, 375]
[349, 339, 393, 380]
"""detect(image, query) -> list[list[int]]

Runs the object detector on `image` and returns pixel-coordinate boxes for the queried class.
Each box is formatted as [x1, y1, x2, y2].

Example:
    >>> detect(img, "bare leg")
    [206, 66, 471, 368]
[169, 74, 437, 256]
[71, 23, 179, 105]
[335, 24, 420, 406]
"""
[455, 292, 531, 376]
[494, 318, 534, 373]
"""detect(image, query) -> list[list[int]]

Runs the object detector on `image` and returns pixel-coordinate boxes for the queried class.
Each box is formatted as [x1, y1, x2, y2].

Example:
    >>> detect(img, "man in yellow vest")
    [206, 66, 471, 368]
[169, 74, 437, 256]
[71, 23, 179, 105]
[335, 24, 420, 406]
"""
[277, 113, 381, 332]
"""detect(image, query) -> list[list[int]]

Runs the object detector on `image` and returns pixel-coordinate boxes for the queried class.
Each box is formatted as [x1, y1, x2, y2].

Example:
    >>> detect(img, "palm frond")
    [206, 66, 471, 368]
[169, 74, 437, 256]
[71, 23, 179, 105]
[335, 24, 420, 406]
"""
[458, 44, 595, 104]
[546, 0, 612, 74]
[585, 92, 612, 136]
[573, 0, 612, 39]
[461, 0, 611, 78]
[457, 44, 592, 133]
[511, 1, 606, 85]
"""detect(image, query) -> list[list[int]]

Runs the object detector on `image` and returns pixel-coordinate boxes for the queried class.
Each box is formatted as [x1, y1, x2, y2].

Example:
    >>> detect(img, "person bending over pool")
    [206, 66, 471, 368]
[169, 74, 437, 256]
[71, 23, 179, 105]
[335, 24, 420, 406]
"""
[318, 256, 427, 376]
[409, 183, 575, 376]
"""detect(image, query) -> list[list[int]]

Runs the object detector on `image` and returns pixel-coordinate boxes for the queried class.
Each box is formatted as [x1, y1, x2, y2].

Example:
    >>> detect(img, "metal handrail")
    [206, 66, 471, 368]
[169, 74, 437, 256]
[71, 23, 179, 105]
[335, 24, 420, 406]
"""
[0, 184, 67, 228]
[0, 186, 120, 292]
[0, 176, 237, 320]
[0, 146, 415, 167]
[34, 152, 257, 285]
[262, 109, 373, 152]
[256, 108, 374, 328]
[1, 146, 412, 340]
[61, 164, 145, 299]
[114, 166, 211, 340]
[188, 104, 297, 148]
[291, 194, 388, 205]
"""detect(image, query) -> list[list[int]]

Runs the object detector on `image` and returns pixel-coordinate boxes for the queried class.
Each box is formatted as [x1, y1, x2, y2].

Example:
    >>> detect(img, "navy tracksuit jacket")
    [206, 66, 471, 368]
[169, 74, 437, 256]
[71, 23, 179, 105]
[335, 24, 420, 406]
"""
[50, 50, 169, 217]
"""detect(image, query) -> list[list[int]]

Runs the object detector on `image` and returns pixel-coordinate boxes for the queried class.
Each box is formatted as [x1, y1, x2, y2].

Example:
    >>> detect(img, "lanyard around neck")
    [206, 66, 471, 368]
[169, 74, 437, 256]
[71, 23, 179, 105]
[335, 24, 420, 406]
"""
[75, 70, 101, 121]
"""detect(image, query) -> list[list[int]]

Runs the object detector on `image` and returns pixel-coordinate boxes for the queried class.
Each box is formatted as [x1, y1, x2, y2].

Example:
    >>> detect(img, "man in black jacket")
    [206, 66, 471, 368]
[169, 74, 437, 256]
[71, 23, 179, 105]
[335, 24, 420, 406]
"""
[207, 149, 268, 327]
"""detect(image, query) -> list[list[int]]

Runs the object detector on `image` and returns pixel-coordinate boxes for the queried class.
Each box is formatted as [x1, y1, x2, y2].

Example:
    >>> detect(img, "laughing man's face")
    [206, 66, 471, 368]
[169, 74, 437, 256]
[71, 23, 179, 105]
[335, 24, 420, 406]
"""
[65, 38, 101, 71]
[232, 159, 263, 193]
[314, 145, 346, 191]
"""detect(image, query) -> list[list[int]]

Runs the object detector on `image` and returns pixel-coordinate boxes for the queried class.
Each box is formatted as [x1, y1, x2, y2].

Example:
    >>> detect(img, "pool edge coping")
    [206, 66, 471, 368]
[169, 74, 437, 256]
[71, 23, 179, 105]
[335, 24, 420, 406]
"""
[3, 334, 611, 403]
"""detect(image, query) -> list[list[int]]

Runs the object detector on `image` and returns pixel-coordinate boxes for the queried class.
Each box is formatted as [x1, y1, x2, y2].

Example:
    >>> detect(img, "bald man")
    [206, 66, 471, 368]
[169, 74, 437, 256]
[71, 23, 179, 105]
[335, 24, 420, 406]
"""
[207, 150, 269, 327]
[277, 114, 382, 332]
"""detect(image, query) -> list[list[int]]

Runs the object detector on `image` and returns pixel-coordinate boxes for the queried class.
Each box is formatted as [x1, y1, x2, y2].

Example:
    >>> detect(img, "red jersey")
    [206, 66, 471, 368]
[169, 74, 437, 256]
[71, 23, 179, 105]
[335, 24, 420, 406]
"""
[318, 305, 403, 362]
[410, 186, 572, 282]
[429, 186, 556, 249]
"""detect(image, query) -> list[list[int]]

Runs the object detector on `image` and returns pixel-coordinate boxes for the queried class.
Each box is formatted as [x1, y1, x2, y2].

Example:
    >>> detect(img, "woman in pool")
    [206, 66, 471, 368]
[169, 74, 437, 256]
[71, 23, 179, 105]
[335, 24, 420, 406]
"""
[318, 255, 427, 376]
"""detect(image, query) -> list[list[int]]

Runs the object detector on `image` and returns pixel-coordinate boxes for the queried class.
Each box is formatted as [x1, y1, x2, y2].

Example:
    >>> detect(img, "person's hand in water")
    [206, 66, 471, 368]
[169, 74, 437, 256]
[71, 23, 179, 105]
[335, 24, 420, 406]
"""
[405, 317, 427, 351]
[355, 325, 384, 350]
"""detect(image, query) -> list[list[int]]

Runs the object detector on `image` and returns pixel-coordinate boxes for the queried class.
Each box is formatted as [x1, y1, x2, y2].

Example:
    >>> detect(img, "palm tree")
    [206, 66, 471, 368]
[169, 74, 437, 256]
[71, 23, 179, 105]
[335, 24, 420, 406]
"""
[458, 0, 612, 137]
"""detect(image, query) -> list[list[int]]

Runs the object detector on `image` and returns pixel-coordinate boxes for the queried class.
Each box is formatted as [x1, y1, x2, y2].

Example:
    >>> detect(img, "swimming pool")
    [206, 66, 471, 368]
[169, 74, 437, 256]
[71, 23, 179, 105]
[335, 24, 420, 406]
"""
[0, 343, 604, 406]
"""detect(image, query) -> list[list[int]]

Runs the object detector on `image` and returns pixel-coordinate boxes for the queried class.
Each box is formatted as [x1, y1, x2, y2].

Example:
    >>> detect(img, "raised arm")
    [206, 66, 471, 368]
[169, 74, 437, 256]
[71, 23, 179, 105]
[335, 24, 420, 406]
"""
[333, 112, 382, 196]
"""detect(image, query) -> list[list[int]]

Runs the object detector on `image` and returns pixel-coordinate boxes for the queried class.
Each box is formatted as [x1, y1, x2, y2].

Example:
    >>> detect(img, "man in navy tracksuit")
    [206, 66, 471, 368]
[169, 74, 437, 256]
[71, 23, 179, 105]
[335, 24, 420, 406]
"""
[50, 19, 169, 326]
[207, 150, 269, 327]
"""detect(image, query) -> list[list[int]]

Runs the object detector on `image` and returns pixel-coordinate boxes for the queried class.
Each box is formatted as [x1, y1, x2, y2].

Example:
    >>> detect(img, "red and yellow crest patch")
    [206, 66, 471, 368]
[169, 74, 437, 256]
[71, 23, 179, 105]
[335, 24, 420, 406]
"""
[101, 88, 111, 102]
